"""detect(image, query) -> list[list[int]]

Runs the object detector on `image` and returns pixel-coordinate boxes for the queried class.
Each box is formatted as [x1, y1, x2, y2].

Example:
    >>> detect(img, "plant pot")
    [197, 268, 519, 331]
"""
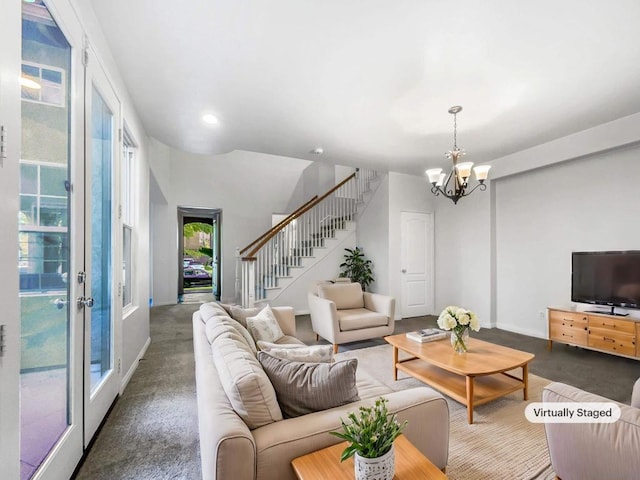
[451, 328, 470, 354]
[354, 445, 395, 480]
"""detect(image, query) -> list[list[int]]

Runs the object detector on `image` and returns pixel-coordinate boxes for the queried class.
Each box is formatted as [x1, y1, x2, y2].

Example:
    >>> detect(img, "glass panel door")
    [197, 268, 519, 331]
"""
[19, 1, 76, 478]
[83, 56, 120, 443]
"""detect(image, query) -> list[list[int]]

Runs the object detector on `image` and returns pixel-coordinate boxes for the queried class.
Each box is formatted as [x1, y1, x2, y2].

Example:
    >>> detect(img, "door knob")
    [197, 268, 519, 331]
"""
[401, 269, 407, 273]
[77, 296, 95, 309]
[53, 298, 68, 310]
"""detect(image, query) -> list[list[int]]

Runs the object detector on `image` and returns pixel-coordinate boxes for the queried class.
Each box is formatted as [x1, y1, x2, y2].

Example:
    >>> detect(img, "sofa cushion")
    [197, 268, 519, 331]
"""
[213, 337, 283, 429]
[229, 306, 261, 328]
[258, 343, 334, 363]
[274, 335, 305, 346]
[337, 308, 389, 332]
[258, 352, 359, 418]
[246, 306, 285, 343]
[206, 317, 257, 356]
[317, 283, 364, 310]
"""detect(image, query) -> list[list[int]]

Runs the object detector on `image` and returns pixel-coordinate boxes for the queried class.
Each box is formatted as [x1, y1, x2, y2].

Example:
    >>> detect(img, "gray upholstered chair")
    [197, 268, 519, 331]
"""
[542, 377, 640, 480]
[307, 282, 395, 353]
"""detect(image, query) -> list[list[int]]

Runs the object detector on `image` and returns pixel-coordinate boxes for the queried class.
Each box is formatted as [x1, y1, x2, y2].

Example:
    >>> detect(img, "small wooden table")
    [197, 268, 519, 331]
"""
[291, 434, 447, 479]
[385, 334, 535, 424]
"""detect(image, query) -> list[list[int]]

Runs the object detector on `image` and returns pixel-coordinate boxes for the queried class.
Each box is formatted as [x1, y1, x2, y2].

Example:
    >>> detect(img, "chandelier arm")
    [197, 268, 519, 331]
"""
[460, 182, 487, 197]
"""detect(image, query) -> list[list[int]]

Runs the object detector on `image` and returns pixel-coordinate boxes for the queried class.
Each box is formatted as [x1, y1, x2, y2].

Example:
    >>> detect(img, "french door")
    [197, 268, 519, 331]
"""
[82, 53, 121, 442]
[0, 1, 121, 478]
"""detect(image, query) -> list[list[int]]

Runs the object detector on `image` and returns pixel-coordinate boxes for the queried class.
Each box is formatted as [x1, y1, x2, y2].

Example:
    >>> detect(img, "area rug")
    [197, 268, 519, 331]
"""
[336, 344, 555, 480]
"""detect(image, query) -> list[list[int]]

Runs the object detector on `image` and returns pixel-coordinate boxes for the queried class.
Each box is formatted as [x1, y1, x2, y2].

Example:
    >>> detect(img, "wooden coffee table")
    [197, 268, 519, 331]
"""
[385, 334, 535, 424]
[291, 434, 447, 479]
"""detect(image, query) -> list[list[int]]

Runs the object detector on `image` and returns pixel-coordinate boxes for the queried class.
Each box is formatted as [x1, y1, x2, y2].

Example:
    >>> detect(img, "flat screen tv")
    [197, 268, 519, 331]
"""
[572, 251, 640, 313]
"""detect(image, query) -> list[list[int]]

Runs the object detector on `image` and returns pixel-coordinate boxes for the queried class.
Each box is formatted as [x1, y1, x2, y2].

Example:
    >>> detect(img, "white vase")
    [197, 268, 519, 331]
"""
[354, 445, 395, 480]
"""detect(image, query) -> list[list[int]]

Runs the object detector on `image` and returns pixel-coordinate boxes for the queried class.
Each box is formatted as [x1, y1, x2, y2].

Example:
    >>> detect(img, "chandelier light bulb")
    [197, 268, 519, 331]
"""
[426, 168, 443, 184]
[455, 162, 474, 179]
[474, 165, 491, 182]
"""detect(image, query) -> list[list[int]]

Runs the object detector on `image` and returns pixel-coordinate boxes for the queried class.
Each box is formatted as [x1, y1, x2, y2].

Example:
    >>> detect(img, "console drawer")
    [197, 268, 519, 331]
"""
[549, 323, 588, 345]
[588, 316, 635, 333]
[549, 310, 588, 329]
[588, 327, 636, 356]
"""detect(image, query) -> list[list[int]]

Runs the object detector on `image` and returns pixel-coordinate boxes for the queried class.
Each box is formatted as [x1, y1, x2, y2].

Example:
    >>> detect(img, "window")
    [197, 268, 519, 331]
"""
[21, 61, 65, 107]
[122, 130, 136, 308]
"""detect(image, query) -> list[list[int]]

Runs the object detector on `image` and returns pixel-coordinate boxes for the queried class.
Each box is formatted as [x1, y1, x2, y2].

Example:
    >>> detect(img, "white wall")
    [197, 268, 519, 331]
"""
[149, 146, 310, 305]
[495, 145, 640, 336]
[357, 175, 390, 295]
[434, 184, 493, 327]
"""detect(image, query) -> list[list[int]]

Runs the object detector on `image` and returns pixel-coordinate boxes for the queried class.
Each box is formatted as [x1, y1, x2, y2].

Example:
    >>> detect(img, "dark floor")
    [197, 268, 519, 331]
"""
[297, 314, 640, 404]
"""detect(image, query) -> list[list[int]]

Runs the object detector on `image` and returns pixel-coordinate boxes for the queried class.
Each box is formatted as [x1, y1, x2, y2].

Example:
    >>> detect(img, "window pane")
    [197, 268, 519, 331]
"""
[40, 166, 67, 196]
[20, 196, 37, 226]
[20, 164, 38, 194]
[42, 68, 61, 84]
[40, 197, 67, 227]
[123, 226, 132, 307]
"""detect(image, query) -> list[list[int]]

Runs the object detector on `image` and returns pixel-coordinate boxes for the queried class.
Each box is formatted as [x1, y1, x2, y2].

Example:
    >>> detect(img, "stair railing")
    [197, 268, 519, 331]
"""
[237, 167, 377, 306]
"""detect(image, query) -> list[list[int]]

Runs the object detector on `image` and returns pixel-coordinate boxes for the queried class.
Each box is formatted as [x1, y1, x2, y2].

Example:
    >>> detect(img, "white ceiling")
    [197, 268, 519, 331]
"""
[89, 0, 640, 175]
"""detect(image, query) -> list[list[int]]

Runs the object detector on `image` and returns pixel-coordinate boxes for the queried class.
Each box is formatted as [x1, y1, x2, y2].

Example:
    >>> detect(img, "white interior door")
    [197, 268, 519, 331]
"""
[400, 211, 434, 318]
[83, 49, 121, 444]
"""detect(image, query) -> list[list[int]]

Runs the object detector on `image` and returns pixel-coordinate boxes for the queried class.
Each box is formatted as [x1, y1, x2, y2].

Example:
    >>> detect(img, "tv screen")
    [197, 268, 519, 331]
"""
[572, 251, 640, 310]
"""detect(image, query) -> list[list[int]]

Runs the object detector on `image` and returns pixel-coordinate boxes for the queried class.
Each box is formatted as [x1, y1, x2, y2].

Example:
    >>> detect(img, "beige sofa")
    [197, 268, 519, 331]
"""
[308, 281, 395, 353]
[193, 302, 449, 480]
[542, 379, 640, 480]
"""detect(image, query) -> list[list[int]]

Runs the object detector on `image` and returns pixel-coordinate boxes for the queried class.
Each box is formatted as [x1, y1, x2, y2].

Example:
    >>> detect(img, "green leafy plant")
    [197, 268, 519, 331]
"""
[330, 397, 407, 461]
[339, 247, 374, 291]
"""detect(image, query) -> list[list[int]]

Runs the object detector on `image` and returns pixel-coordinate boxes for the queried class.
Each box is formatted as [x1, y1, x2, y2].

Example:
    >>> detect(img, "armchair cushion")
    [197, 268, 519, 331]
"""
[337, 309, 389, 331]
[317, 283, 364, 310]
[632, 377, 640, 409]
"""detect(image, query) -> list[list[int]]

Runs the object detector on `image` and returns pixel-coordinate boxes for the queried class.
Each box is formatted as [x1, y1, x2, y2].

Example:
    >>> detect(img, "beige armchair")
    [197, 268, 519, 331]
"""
[542, 378, 640, 480]
[308, 282, 395, 353]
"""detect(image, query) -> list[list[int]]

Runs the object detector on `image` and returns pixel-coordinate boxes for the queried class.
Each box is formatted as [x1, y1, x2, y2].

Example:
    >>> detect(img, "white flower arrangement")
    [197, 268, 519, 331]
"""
[437, 306, 481, 332]
[437, 306, 480, 353]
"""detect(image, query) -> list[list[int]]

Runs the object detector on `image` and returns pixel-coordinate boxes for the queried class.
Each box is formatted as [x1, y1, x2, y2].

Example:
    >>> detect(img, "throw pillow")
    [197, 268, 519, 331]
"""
[229, 306, 260, 328]
[258, 343, 334, 363]
[257, 352, 359, 418]
[246, 306, 284, 343]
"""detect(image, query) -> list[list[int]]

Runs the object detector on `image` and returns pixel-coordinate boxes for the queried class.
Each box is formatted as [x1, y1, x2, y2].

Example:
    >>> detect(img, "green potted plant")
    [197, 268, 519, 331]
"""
[339, 247, 374, 291]
[330, 397, 407, 480]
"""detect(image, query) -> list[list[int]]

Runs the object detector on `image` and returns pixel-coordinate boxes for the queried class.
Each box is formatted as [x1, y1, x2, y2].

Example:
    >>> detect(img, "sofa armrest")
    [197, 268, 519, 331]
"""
[542, 382, 640, 480]
[363, 292, 395, 321]
[251, 387, 449, 480]
[193, 314, 256, 480]
[272, 306, 296, 337]
[307, 293, 340, 342]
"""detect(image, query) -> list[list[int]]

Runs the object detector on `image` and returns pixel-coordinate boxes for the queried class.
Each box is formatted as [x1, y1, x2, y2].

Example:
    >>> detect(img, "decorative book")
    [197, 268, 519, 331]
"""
[406, 328, 447, 343]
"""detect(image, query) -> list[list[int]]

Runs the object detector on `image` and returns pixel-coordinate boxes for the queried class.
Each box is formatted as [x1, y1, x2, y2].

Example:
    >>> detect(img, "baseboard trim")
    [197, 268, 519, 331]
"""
[495, 322, 546, 340]
[120, 337, 151, 394]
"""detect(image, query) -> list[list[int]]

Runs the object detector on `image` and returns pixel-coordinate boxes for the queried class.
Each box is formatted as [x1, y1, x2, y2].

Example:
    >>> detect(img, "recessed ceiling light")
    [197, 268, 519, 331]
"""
[311, 147, 323, 155]
[202, 114, 219, 125]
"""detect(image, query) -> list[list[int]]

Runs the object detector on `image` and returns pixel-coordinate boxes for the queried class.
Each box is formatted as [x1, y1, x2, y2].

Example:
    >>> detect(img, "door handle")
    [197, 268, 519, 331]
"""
[77, 297, 95, 309]
[53, 298, 68, 310]
[401, 269, 407, 273]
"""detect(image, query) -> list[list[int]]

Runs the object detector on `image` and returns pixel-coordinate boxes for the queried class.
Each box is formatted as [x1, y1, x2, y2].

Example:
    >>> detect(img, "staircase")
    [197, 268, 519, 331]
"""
[237, 168, 379, 307]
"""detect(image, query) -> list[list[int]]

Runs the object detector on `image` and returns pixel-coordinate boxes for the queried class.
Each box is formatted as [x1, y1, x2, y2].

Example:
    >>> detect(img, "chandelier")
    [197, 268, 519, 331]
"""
[425, 106, 491, 204]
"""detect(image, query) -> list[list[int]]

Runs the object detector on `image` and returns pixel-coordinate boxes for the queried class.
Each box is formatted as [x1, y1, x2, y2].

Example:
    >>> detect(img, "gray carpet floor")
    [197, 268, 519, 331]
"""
[73, 304, 640, 479]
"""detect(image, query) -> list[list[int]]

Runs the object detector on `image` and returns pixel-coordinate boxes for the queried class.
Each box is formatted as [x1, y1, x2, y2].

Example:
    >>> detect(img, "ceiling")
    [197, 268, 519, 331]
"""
[89, 0, 640, 176]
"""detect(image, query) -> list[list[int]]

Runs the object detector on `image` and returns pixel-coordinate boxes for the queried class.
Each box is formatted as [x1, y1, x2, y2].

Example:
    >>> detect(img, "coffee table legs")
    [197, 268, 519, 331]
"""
[466, 376, 475, 424]
[523, 363, 529, 401]
[392, 346, 398, 381]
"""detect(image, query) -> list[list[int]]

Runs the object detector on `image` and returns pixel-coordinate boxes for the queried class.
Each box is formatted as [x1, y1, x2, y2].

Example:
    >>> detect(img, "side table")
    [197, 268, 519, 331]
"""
[291, 434, 447, 479]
